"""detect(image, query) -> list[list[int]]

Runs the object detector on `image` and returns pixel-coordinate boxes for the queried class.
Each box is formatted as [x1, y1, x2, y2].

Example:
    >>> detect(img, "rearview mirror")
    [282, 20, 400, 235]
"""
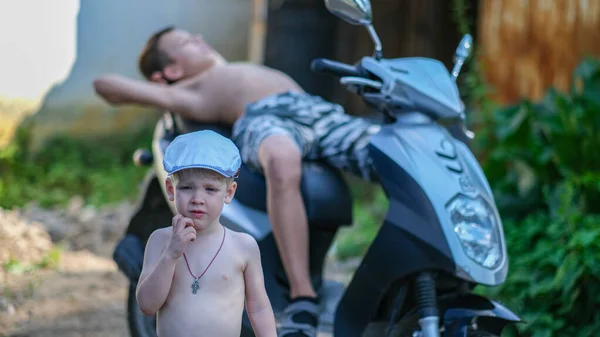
[324, 0, 382, 59]
[324, 0, 372, 26]
[455, 34, 472, 60]
[451, 34, 473, 81]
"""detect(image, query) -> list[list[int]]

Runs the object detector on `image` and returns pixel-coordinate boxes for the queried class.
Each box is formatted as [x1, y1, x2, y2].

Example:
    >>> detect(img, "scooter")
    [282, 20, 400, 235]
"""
[113, 0, 522, 336]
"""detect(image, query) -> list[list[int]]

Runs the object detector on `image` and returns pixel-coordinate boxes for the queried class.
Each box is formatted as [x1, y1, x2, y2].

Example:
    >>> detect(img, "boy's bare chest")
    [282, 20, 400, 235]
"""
[171, 250, 245, 295]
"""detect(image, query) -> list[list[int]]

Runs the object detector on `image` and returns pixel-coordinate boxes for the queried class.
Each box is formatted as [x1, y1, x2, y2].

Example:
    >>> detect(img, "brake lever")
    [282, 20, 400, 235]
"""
[340, 76, 383, 90]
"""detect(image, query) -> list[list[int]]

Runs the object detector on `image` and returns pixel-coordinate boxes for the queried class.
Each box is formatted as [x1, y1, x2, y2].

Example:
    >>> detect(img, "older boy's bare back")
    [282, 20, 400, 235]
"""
[146, 226, 259, 337]
[176, 62, 304, 124]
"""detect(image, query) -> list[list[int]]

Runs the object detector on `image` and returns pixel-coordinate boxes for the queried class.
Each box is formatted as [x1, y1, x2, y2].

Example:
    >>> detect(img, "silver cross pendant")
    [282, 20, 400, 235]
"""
[191, 277, 200, 294]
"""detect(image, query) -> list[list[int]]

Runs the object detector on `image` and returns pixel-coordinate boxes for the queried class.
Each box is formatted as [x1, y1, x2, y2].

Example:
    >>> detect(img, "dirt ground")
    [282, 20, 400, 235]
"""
[0, 198, 134, 337]
[0, 198, 355, 337]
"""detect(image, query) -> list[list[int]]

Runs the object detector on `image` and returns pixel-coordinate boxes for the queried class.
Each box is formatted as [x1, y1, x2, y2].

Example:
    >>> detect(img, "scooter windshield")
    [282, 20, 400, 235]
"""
[363, 57, 464, 120]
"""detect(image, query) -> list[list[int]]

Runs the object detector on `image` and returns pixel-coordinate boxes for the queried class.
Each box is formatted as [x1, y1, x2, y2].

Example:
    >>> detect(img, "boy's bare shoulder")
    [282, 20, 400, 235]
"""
[147, 227, 172, 246]
[228, 229, 257, 246]
[227, 229, 260, 255]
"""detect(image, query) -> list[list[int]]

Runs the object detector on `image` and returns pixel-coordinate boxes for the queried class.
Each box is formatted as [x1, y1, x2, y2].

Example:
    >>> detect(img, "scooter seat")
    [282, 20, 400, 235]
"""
[173, 116, 353, 229]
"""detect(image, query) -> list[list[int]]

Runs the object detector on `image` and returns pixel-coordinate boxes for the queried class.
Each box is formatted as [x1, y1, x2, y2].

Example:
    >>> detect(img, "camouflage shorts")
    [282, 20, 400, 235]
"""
[231, 91, 380, 182]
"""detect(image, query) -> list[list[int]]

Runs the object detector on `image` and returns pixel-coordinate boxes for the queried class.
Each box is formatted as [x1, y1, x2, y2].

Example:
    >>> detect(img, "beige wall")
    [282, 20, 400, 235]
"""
[0, 0, 252, 149]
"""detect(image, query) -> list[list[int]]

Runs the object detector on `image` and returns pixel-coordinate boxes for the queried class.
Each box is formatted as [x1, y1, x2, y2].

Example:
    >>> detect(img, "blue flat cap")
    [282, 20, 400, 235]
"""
[163, 130, 241, 178]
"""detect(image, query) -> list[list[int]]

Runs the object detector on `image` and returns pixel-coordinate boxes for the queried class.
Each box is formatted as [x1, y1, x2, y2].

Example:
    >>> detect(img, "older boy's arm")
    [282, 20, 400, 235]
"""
[135, 229, 178, 316]
[243, 235, 278, 337]
[93, 74, 205, 121]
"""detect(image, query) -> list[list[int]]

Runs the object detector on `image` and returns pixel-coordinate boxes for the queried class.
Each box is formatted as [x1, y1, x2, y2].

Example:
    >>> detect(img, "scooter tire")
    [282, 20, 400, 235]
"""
[127, 281, 158, 337]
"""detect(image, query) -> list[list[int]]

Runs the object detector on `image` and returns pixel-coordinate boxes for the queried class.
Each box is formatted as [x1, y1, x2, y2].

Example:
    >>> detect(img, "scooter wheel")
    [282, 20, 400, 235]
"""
[127, 281, 158, 337]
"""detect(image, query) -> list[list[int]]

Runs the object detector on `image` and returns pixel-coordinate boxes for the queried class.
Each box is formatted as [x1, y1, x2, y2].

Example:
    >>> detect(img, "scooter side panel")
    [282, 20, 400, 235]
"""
[124, 170, 174, 244]
[113, 170, 174, 283]
[220, 200, 273, 240]
[334, 220, 455, 337]
[368, 121, 508, 286]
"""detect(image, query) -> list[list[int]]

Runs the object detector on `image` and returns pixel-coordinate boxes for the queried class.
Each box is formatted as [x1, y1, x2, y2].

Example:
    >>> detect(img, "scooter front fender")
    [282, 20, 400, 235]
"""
[442, 293, 522, 337]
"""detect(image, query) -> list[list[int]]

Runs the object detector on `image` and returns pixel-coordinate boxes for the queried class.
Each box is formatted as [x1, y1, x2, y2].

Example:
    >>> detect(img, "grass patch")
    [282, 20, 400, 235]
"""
[2, 245, 63, 274]
[0, 125, 154, 210]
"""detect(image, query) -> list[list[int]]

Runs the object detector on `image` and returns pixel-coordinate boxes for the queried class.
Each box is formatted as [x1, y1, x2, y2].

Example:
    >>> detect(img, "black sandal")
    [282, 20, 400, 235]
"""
[277, 300, 320, 337]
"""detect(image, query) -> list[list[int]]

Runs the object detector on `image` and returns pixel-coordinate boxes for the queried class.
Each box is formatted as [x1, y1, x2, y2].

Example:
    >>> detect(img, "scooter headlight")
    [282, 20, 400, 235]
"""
[447, 195, 502, 269]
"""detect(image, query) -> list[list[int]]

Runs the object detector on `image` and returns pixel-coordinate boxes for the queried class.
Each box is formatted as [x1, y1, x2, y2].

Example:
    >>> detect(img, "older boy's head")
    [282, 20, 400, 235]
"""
[138, 26, 226, 84]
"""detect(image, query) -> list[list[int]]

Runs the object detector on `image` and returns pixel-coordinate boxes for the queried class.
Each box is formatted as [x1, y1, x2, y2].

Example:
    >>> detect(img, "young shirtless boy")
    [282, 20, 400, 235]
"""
[135, 130, 277, 337]
[94, 26, 380, 337]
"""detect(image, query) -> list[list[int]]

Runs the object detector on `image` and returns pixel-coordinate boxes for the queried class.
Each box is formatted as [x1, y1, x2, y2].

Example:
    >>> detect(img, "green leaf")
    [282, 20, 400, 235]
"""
[536, 147, 554, 165]
[531, 327, 553, 337]
[569, 229, 600, 248]
[527, 277, 555, 297]
[571, 57, 600, 90]
[496, 104, 529, 140]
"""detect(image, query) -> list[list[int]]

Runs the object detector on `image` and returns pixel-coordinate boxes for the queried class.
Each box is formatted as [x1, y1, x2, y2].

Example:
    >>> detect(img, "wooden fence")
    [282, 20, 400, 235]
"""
[478, 0, 600, 105]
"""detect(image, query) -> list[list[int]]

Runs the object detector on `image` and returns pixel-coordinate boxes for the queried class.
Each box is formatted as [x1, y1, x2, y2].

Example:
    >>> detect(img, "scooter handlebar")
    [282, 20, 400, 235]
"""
[311, 58, 366, 78]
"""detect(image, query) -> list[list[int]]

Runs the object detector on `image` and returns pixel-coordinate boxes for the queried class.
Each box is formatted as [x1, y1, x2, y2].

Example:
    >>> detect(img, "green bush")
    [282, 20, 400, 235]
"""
[476, 58, 600, 336]
[482, 57, 600, 219]
[0, 126, 153, 209]
[478, 183, 600, 337]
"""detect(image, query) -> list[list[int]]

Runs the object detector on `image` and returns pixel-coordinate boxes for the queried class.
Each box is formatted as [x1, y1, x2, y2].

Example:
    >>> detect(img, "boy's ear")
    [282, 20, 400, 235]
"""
[149, 71, 168, 84]
[165, 178, 175, 202]
[163, 63, 184, 82]
[224, 181, 237, 204]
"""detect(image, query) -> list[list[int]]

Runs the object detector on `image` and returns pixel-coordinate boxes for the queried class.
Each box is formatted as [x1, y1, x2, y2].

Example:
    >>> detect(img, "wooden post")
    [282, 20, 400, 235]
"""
[249, 0, 268, 63]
